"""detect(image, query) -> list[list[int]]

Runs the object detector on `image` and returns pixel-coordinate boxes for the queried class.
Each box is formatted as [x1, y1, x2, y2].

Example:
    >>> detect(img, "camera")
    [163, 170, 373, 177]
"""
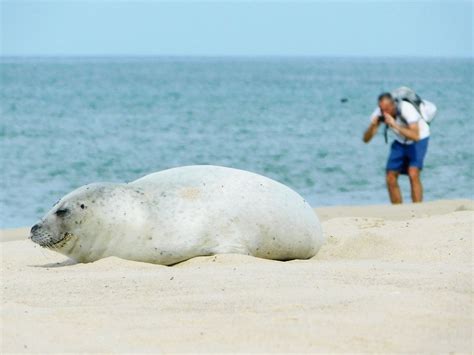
[377, 115, 385, 124]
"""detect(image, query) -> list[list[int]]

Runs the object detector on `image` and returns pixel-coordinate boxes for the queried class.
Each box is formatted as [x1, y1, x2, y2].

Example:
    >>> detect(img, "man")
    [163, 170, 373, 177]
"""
[363, 92, 430, 204]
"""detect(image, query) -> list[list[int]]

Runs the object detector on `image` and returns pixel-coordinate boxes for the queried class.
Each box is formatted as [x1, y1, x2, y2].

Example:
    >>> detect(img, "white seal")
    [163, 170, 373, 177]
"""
[30, 165, 324, 264]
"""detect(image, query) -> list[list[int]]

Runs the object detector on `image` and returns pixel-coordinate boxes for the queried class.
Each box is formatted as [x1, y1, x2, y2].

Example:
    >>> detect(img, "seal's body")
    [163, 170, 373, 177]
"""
[30, 166, 324, 264]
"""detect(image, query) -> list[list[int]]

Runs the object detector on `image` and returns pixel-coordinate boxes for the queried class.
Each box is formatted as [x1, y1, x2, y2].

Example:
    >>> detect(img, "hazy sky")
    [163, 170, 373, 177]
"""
[2, 1, 472, 57]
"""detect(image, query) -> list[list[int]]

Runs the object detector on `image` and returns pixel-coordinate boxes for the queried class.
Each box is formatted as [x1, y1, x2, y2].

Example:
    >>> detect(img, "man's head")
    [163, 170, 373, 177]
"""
[378, 92, 397, 116]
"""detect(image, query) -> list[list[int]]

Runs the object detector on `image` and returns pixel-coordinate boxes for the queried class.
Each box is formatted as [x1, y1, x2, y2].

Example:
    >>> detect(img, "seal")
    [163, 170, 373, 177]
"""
[30, 165, 324, 264]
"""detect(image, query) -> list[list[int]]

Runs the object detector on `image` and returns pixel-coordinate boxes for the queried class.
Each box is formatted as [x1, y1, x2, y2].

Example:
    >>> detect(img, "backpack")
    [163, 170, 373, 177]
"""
[391, 86, 437, 124]
[382, 87, 437, 144]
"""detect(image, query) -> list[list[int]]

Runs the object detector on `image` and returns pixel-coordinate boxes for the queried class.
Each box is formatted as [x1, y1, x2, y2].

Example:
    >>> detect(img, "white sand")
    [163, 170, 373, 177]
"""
[1, 199, 473, 353]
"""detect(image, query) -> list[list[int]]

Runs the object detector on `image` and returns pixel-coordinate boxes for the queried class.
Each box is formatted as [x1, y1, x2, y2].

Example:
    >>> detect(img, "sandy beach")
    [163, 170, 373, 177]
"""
[1, 199, 472, 353]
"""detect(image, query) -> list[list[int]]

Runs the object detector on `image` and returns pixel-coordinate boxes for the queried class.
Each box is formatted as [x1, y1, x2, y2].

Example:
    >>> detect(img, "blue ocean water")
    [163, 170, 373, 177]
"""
[1, 57, 473, 228]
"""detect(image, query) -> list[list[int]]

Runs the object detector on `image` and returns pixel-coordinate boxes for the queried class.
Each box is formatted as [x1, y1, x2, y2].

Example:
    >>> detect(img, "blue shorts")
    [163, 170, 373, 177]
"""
[386, 138, 429, 175]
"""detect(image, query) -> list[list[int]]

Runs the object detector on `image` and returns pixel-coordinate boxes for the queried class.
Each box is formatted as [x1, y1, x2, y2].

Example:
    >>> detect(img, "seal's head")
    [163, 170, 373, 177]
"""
[30, 183, 149, 262]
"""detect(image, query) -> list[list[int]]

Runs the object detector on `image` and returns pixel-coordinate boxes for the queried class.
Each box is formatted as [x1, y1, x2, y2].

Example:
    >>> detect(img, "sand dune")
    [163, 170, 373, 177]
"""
[1, 200, 473, 353]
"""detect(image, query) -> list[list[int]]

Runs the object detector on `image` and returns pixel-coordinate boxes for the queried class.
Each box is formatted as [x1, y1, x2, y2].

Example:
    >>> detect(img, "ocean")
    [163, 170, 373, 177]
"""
[1, 57, 473, 228]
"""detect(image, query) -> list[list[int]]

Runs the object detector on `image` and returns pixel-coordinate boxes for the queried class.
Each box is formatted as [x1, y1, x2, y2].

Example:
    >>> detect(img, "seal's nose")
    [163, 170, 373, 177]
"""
[30, 224, 40, 234]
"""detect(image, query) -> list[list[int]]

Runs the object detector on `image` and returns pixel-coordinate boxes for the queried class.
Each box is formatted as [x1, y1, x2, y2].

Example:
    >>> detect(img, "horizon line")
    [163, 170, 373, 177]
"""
[1, 54, 472, 60]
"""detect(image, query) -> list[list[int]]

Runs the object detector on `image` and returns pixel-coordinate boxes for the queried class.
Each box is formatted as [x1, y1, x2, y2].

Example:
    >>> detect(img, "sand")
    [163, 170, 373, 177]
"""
[1, 199, 473, 353]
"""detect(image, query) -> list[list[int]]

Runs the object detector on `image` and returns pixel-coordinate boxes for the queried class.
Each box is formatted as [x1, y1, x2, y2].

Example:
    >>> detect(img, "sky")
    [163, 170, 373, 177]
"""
[1, 1, 472, 57]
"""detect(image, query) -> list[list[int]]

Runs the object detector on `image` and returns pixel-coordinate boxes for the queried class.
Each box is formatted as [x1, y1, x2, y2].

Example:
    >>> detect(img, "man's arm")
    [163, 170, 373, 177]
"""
[363, 117, 380, 143]
[384, 113, 420, 141]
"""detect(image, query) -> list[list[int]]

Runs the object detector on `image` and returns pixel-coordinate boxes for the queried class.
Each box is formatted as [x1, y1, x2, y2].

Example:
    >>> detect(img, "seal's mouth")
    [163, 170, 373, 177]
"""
[30, 231, 74, 249]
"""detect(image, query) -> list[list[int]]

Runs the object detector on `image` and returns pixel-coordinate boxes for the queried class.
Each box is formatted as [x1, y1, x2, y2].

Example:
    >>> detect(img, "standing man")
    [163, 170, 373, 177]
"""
[363, 89, 434, 204]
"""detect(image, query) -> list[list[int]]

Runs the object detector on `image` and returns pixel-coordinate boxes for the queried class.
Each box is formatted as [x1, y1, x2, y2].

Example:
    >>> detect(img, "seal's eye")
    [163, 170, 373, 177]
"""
[80, 204, 85, 209]
[55, 208, 69, 217]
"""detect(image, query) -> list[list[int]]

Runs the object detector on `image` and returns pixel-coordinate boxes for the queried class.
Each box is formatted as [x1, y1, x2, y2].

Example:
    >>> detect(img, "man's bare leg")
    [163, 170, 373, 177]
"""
[386, 170, 402, 204]
[408, 167, 423, 202]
